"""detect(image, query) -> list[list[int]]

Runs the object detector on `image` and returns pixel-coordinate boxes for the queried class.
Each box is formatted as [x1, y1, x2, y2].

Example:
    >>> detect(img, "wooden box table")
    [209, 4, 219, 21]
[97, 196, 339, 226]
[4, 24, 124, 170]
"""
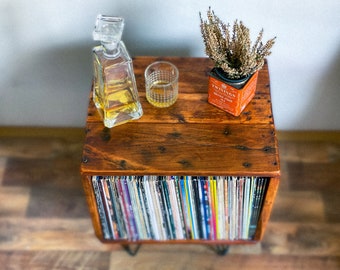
[80, 57, 280, 254]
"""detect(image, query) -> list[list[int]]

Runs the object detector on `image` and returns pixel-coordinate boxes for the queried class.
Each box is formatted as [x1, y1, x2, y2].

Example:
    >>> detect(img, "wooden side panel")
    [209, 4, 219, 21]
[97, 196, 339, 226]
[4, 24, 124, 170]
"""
[254, 177, 280, 240]
[81, 123, 279, 176]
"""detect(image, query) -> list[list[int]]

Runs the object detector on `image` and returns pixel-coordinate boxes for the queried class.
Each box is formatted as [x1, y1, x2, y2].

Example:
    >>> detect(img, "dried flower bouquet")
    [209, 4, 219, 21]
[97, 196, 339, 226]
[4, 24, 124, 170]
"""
[200, 7, 276, 80]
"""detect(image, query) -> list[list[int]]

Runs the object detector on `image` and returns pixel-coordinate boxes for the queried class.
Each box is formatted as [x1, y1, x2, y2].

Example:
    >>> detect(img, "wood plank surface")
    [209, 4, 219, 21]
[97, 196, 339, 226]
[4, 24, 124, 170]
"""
[0, 128, 340, 270]
[0, 128, 339, 269]
[82, 57, 279, 178]
[86, 93, 274, 124]
[82, 122, 279, 176]
[81, 57, 280, 244]
[86, 57, 273, 125]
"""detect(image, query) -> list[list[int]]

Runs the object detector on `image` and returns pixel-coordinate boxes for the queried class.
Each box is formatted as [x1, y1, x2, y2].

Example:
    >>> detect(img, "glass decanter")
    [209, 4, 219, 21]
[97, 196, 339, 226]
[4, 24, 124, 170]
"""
[92, 15, 143, 128]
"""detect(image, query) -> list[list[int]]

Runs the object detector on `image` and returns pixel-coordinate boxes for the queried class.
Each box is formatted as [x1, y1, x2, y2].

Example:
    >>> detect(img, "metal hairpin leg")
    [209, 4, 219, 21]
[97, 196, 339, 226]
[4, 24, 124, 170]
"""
[121, 244, 141, 256]
[208, 245, 229, 256]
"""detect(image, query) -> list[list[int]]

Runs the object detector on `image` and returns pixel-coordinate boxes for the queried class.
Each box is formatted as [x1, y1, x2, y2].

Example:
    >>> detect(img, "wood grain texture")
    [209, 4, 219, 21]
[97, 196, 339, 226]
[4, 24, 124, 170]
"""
[86, 57, 272, 125]
[82, 122, 279, 176]
[82, 57, 278, 177]
[80, 57, 280, 244]
[0, 128, 339, 269]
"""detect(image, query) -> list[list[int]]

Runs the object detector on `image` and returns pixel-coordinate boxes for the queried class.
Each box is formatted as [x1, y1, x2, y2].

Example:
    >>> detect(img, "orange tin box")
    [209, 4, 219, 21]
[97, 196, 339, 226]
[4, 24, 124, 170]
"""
[208, 70, 259, 116]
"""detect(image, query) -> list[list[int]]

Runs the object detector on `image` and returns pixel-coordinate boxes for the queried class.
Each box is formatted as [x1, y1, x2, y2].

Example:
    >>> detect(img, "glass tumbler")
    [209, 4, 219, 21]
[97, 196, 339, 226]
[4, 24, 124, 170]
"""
[145, 61, 179, 108]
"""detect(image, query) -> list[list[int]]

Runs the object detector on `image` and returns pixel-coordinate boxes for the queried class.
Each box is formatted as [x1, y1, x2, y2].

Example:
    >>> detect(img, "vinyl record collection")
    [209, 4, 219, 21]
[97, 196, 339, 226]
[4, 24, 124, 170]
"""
[92, 175, 268, 241]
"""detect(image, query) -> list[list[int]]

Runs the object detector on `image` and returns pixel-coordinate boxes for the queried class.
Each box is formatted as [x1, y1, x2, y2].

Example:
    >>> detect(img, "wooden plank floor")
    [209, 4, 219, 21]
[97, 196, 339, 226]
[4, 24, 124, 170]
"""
[0, 128, 339, 270]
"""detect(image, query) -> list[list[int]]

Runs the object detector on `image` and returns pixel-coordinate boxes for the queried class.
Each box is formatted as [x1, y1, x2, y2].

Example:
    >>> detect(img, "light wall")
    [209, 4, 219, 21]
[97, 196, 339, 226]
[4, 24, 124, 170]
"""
[0, 0, 339, 130]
